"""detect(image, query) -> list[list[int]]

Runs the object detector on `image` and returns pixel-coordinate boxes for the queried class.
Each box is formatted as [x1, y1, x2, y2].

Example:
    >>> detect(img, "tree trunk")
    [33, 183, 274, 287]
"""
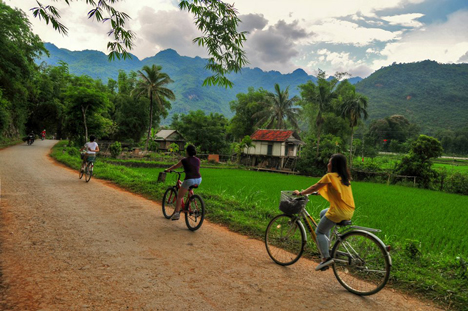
[145, 93, 153, 152]
[316, 124, 322, 158]
[315, 112, 323, 158]
[349, 127, 354, 168]
[82, 105, 88, 142]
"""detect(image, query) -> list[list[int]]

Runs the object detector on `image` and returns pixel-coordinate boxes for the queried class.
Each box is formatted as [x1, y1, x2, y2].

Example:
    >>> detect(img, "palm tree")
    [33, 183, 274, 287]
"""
[340, 88, 368, 167]
[253, 83, 300, 129]
[299, 75, 339, 157]
[132, 65, 175, 151]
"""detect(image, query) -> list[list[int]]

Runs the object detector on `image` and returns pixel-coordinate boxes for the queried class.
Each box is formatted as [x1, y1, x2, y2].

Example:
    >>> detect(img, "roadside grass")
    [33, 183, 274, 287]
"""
[51, 141, 468, 310]
[0, 139, 23, 149]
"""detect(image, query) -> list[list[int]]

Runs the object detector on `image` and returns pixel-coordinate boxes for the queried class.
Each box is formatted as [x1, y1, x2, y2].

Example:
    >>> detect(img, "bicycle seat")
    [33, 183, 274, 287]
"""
[189, 184, 199, 190]
[337, 220, 352, 227]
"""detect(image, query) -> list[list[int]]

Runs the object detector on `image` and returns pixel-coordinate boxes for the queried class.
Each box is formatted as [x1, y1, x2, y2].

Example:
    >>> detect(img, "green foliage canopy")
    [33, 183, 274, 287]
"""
[171, 110, 228, 154]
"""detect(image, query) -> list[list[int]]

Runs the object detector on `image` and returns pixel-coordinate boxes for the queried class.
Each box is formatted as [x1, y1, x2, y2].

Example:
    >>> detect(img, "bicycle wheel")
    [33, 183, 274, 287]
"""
[265, 214, 306, 266]
[162, 187, 177, 219]
[79, 167, 84, 179]
[85, 163, 93, 182]
[185, 194, 205, 231]
[331, 231, 391, 296]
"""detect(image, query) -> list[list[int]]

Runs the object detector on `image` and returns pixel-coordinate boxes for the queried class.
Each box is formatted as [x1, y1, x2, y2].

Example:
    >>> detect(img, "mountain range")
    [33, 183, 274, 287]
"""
[38, 43, 468, 133]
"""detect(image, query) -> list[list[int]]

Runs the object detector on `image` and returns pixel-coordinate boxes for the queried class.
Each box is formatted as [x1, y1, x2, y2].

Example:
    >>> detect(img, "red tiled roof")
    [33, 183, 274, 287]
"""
[250, 130, 295, 142]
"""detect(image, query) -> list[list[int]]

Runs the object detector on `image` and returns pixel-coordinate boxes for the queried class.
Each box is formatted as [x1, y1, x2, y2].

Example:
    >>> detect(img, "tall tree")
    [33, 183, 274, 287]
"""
[171, 110, 228, 154]
[132, 65, 175, 151]
[299, 72, 343, 157]
[253, 84, 300, 129]
[228, 87, 268, 140]
[64, 76, 108, 141]
[30, 0, 247, 87]
[0, 2, 47, 138]
[339, 81, 368, 167]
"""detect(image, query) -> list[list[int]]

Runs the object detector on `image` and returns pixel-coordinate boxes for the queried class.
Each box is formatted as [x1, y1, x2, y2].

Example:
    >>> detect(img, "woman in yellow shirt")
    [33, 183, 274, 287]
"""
[293, 154, 355, 271]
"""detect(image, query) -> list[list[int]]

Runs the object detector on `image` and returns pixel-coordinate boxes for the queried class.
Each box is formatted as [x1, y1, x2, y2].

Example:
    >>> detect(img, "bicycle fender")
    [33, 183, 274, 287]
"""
[296, 218, 308, 244]
[342, 230, 392, 266]
[280, 213, 308, 244]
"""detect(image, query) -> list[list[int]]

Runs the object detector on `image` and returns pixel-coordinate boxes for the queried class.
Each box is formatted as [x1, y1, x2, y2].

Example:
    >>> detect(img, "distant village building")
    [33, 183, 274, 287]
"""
[154, 130, 186, 152]
[244, 129, 304, 170]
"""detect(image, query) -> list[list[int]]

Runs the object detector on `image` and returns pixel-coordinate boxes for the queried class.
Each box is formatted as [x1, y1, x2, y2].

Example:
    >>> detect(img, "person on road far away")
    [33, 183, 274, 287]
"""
[80, 135, 99, 172]
[293, 153, 355, 271]
[164, 145, 202, 221]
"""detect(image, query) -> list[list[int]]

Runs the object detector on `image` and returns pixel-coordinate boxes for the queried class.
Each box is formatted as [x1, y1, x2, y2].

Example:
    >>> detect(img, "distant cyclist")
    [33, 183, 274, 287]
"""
[80, 135, 99, 172]
[41, 129, 46, 140]
[164, 145, 202, 220]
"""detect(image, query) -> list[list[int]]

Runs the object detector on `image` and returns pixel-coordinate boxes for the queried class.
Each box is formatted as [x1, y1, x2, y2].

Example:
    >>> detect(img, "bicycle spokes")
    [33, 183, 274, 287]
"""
[332, 232, 391, 295]
[185, 194, 205, 231]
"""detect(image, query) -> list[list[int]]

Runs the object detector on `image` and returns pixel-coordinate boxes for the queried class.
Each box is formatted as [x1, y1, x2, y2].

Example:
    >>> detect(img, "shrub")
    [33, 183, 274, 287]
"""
[67, 147, 79, 157]
[444, 172, 468, 195]
[109, 141, 122, 158]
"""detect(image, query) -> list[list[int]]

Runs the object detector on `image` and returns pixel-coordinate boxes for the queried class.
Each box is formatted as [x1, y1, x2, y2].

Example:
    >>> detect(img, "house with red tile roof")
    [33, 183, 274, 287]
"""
[244, 129, 304, 170]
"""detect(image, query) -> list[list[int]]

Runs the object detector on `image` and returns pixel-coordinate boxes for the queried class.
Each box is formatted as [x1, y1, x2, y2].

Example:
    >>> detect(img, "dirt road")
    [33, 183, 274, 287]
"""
[0, 141, 442, 310]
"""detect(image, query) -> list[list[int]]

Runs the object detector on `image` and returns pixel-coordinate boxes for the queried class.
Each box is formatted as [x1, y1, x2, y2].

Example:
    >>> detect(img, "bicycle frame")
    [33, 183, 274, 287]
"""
[169, 171, 196, 212]
[296, 202, 383, 250]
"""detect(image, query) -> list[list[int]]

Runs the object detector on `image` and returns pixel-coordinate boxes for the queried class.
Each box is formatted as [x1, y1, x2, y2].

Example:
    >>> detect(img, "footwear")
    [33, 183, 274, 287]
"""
[171, 212, 180, 221]
[315, 258, 334, 271]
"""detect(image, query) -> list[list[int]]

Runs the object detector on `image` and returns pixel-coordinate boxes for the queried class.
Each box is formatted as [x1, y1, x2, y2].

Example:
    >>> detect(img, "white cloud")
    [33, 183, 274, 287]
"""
[373, 10, 468, 69]
[366, 48, 380, 54]
[381, 13, 425, 27]
[243, 20, 310, 73]
[134, 8, 206, 59]
[307, 19, 400, 46]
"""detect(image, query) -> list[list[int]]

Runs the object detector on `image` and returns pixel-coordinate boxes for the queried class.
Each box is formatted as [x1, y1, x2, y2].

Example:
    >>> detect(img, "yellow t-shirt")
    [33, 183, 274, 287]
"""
[317, 173, 355, 223]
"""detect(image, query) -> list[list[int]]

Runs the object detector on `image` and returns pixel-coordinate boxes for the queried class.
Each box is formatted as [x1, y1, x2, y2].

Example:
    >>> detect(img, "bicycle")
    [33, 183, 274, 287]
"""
[265, 191, 392, 296]
[161, 171, 205, 231]
[79, 155, 95, 183]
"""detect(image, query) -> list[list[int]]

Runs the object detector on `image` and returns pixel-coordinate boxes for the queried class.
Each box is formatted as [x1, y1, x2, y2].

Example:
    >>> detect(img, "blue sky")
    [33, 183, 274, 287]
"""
[11, 0, 468, 78]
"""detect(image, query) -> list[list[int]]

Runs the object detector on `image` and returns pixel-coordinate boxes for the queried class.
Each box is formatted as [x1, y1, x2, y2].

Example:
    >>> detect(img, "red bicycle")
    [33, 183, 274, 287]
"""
[162, 171, 205, 231]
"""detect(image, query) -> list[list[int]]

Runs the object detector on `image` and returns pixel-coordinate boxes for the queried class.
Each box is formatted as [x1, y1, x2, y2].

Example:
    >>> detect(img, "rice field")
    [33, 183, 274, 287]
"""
[133, 167, 468, 259]
[433, 162, 468, 173]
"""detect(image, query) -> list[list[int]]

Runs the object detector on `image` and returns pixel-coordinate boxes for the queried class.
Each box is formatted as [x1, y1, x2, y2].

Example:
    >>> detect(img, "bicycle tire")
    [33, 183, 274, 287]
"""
[265, 214, 306, 266]
[85, 163, 93, 182]
[331, 230, 391, 296]
[79, 168, 84, 179]
[185, 194, 205, 231]
[162, 187, 177, 219]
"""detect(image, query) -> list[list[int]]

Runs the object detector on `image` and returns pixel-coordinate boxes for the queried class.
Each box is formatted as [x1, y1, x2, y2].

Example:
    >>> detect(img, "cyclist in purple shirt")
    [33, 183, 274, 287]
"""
[164, 145, 202, 220]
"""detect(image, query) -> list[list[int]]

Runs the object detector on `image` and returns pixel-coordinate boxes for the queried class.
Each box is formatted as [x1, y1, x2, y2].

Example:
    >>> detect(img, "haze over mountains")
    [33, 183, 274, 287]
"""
[38, 43, 468, 133]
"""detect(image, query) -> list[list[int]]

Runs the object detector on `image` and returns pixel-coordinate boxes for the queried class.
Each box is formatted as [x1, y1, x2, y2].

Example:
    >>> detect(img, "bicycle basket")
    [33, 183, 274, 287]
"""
[279, 191, 308, 215]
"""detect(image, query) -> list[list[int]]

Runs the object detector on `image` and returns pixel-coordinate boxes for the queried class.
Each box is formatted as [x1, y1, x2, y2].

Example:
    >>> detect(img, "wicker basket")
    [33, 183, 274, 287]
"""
[279, 191, 308, 215]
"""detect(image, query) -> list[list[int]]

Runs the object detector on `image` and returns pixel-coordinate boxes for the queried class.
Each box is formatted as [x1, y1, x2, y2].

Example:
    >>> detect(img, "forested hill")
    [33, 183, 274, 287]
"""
[37, 43, 360, 118]
[355, 60, 468, 134]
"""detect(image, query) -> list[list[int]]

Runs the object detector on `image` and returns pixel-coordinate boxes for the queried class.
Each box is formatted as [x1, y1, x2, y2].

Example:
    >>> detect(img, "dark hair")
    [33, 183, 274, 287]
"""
[89, 135, 96, 142]
[186, 144, 196, 157]
[330, 154, 352, 186]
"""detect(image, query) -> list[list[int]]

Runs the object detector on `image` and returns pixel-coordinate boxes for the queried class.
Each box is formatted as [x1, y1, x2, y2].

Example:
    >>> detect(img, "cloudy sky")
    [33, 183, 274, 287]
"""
[10, 0, 468, 77]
